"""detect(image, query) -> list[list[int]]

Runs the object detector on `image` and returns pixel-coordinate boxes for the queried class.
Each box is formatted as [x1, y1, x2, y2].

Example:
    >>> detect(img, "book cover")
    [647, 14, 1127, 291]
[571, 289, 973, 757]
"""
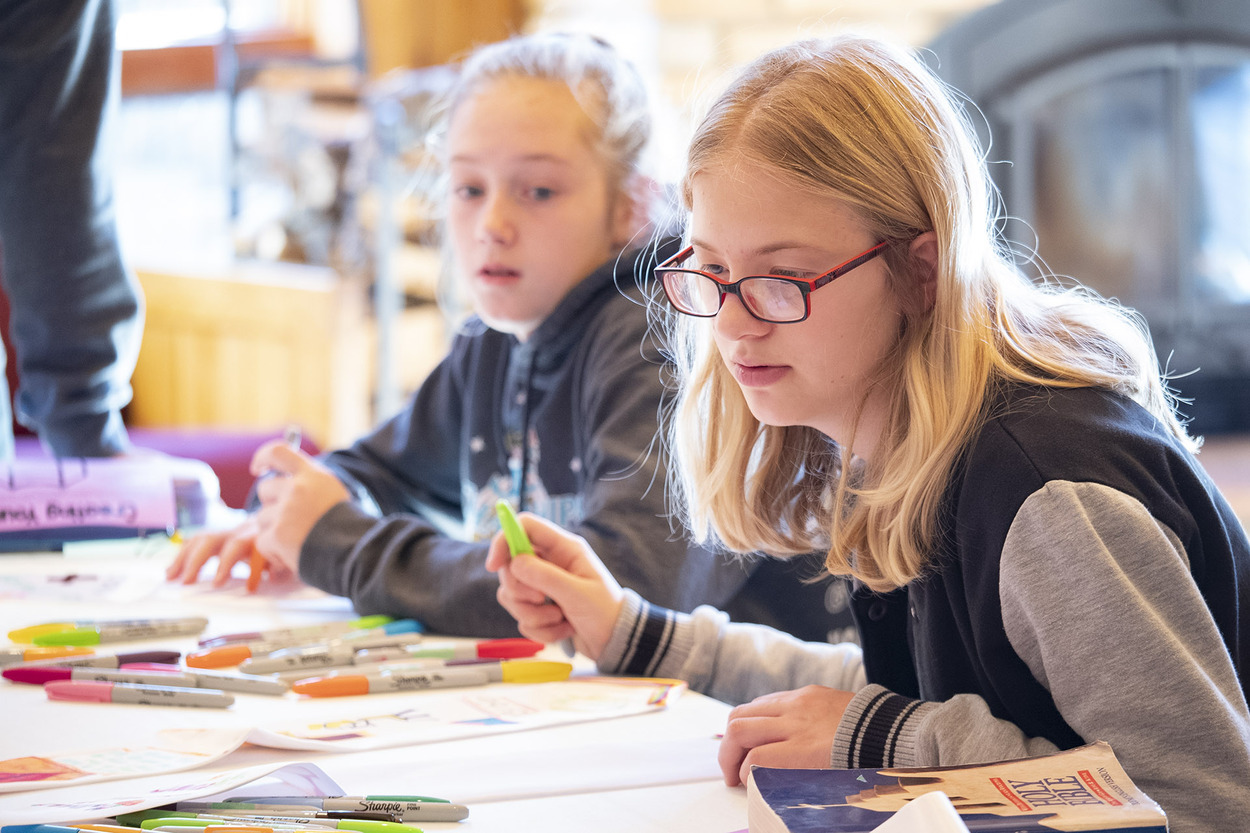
[747, 741, 1167, 832]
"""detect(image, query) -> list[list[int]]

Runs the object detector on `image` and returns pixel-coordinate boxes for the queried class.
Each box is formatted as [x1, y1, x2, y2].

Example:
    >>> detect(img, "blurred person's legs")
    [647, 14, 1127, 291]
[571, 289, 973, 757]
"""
[0, 0, 142, 459]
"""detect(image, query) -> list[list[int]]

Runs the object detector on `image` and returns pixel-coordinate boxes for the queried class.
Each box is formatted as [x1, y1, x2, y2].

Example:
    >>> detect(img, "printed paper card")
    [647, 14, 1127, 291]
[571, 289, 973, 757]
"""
[0, 758, 340, 824]
[0, 677, 685, 818]
[248, 677, 686, 751]
[0, 729, 250, 795]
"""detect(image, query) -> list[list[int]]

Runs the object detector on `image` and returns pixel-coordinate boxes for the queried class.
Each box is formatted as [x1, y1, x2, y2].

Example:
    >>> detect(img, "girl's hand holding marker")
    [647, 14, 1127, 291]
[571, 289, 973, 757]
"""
[487, 502, 624, 661]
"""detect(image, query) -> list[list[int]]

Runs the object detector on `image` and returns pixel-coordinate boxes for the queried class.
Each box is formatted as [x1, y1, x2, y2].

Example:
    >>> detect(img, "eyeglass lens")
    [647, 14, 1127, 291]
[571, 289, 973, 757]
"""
[663, 271, 807, 322]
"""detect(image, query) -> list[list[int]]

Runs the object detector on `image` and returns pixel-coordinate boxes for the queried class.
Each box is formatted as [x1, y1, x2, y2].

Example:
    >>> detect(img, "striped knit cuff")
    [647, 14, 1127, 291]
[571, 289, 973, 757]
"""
[831, 684, 926, 768]
[598, 589, 679, 677]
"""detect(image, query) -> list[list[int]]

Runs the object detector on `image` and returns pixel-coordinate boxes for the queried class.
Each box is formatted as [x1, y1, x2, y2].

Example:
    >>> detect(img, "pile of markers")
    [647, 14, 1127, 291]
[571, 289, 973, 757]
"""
[0, 616, 247, 707]
[0, 791, 471, 832]
[2, 614, 572, 708]
[186, 616, 569, 698]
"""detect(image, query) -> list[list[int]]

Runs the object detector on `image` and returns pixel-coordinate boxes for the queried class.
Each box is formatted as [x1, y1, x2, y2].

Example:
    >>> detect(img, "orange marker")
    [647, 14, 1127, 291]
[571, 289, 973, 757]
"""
[246, 548, 265, 593]
[246, 425, 301, 594]
[293, 659, 572, 697]
[186, 642, 258, 668]
[0, 645, 93, 666]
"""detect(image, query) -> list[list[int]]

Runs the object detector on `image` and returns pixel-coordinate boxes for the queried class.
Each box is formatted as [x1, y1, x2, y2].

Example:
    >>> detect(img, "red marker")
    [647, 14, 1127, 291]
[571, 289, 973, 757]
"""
[353, 637, 543, 664]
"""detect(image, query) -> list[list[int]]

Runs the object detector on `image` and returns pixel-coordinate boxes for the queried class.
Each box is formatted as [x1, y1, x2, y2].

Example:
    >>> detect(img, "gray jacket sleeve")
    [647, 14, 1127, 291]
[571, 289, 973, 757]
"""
[296, 345, 522, 637]
[834, 481, 1250, 833]
[598, 589, 866, 706]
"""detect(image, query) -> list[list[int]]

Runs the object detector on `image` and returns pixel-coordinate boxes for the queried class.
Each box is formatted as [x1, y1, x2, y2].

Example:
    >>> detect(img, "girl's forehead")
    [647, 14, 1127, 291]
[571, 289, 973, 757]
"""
[447, 76, 605, 165]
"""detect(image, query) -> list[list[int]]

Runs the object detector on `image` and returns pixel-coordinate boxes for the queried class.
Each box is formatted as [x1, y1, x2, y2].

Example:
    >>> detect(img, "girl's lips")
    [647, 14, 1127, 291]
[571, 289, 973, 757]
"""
[730, 361, 789, 387]
[477, 265, 521, 282]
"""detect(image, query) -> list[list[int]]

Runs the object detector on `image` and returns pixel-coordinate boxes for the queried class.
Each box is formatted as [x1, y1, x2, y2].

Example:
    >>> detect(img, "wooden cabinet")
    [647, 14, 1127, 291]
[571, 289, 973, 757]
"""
[129, 262, 373, 449]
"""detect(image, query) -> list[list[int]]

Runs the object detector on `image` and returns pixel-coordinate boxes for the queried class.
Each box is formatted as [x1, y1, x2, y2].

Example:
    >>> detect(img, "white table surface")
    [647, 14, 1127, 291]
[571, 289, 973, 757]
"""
[0, 542, 748, 832]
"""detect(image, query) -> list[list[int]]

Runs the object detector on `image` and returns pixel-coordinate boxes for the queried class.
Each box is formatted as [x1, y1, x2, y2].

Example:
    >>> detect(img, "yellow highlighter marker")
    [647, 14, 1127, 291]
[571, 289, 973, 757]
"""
[496, 499, 534, 556]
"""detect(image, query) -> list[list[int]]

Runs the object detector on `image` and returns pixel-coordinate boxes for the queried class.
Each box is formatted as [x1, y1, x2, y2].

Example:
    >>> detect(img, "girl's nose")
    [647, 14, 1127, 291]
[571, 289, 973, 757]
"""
[713, 293, 772, 341]
[479, 194, 517, 246]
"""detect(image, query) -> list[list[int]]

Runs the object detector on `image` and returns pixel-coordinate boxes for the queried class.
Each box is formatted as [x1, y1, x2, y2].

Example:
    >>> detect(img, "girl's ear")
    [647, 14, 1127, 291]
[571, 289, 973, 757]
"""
[909, 231, 939, 311]
[611, 174, 658, 245]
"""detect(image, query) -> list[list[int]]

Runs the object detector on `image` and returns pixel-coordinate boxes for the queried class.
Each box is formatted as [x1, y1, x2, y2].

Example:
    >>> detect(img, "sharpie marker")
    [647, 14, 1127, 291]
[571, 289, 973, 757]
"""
[133, 816, 417, 833]
[134, 820, 335, 831]
[0, 645, 93, 666]
[292, 659, 572, 697]
[32, 616, 208, 646]
[138, 823, 324, 833]
[1, 649, 180, 676]
[157, 806, 404, 822]
[213, 798, 469, 824]
[121, 809, 395, 826]
[4, 665, 200, 687]
[238, 632, 426, 675]
[9, 618, 190, 643]
[272, 657, 466, 682]
[355, 637, 542, 663]
[146, 825, 317, 830]
[123, 662, 291, 695]
[45, 679, 234, 708]
[199, 615, 394, 648]
[164, 812, 396, 823]
[188, 620, 422, 669]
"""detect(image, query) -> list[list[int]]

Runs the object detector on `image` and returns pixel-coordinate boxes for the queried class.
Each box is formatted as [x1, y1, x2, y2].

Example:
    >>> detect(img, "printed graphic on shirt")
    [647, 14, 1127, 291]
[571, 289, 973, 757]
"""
[463, 428, 584, 540]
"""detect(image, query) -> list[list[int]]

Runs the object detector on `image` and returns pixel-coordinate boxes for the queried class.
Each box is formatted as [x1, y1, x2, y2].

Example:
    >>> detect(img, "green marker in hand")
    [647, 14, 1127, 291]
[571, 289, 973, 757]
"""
[496, 499, 534, 556]
[495, 499, 575, 657]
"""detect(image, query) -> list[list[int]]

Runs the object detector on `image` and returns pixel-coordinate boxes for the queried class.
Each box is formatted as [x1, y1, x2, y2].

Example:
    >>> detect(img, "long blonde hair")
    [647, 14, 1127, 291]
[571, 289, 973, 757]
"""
[667, 35, 1193, 591]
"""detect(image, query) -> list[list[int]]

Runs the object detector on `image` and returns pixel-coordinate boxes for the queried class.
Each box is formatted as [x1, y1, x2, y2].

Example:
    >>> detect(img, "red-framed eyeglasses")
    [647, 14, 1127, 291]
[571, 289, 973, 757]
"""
[656, 241, 890, 323]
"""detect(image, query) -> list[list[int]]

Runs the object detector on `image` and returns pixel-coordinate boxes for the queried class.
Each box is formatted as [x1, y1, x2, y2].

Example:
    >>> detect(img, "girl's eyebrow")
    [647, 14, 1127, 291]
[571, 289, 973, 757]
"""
[689, 237, 816, 257]
[449, 153, 573, 167]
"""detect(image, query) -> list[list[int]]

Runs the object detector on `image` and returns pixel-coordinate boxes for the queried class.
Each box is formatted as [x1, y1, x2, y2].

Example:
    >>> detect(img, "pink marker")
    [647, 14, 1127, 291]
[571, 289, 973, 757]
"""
[44, 680, 234, 708]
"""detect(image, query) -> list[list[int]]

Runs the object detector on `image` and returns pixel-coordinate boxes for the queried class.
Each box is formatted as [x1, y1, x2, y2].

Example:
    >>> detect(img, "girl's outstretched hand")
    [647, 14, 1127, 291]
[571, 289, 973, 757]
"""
[485, 512, 624, 660]
[717, 685, 858, 786]
[250, 440, 349, 574]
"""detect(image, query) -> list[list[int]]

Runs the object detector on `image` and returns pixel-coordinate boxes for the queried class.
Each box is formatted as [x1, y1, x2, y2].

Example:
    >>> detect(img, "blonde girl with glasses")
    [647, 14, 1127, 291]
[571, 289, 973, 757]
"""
[488, 34, 1250, 831]
[166, 32, 847, 644]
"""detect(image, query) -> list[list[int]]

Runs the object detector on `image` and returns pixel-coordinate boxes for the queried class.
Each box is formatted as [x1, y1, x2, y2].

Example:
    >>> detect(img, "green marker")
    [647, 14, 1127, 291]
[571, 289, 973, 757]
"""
[496, 499, 534, 556]
[496, 499, 576, 658]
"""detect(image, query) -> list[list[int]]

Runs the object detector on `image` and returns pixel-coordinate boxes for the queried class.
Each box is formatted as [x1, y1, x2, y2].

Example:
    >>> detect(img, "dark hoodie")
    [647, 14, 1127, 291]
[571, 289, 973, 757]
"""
[299, 239, 848, 639]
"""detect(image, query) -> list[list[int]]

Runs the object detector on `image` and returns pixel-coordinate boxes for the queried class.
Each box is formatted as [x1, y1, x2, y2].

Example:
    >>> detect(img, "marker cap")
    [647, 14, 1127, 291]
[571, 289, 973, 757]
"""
[31, 629, 103, 646]
[495, 500, 534, 556]
[291, 675, 370, 697]
[500, 659, 573, 683]
[186, 644, 252, 668]
[44, 679, 114, 703]
[3, 666, 74, 684]
[7, 623, 76, 642]
[477, 638, 544, 659]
